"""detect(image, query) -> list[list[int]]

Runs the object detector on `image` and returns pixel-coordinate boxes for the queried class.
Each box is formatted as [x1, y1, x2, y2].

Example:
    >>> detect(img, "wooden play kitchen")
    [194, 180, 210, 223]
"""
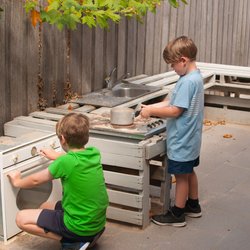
[1, 63, 250, 242]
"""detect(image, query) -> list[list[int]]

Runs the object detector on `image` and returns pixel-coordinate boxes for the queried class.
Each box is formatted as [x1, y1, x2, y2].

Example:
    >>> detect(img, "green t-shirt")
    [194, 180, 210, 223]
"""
[48, 146, 109, 236]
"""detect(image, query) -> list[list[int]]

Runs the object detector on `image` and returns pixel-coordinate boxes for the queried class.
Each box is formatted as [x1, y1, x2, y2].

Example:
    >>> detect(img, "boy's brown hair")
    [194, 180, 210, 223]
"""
[163, 36, 197, 64]
[56, 113, 89, 148]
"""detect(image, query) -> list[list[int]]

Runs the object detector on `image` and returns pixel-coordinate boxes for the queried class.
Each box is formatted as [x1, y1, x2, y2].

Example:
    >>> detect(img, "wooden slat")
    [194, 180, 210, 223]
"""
[29, 111, 63, 121]
[205, 95, 250, 109]
[104, 171, 143, 190]
[107, 189, 143, 209]
[107, 207, 143, 225]
[70, 27, 83, 95]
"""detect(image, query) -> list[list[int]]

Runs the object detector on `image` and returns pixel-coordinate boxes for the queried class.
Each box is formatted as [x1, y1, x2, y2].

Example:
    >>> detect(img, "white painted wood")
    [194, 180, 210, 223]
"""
[88, 136, 144, 157]
[107, 207, 142, 225]
[13, 116, 56, 132]
[4, 123, 50, 138]
[197, 62, 250, 78]
[29, 111, 63, 121]
[45, 105, 95, 115]
[107, 189, 143, 209]
[145, 135, 166, 159]
[104, 171, 143, 191]
[205, 95, 250, 109]
[101, 152, 143, 170]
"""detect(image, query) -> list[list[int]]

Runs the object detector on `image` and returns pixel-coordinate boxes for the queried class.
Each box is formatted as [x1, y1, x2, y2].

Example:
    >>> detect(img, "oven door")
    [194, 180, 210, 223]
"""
[0, 156, 62, 242]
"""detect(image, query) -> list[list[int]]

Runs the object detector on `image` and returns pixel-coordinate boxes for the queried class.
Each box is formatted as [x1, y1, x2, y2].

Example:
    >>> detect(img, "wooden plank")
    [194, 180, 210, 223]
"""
[211, 0, 219, 63]
[136, 20, 146, 75]
[81, 26, 93, 94]
[0, 0, 8, 135]
[88, 136, 144, 157]
[221, 0, 229, 64]
[126, 18, 137, 76]
[117, 18, 127, 78]
[187, 0, 196, 41]
[26, 15, 39, 113]
[205, 0, 213, 62]
[144, 11, 155, 75]
[105, 21, 117, 82]
[240, 0, 248, 66]
[101, 152, 144, 170]
[205, 95, 250, 109]
[104, 171, 143, 190]
[152, 5, 163, 75]
[13, 116, 56, 132]
[107, 207, 143, 225]
[29, 111, 63, 121]
[199, 0, 208, 62]
[197, 62, 250, 78]
[55, 28, 67, 104]
[41, 24, 55, 107]
[94, 27, 105, 90]
[4, 123, 51, 138]
[160, 2, 170, 73]
[70, 27, 83, 95]
[107, 189, 143, 209]
[45, 105, 95, 115]
[145, 136, 166, 159]
[210, 83, 250, 95]
[216, 0, 224, 63]
[9, 0, 26, 118]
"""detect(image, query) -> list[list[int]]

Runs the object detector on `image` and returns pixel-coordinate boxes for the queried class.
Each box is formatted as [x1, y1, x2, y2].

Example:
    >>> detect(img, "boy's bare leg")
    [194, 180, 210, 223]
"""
[40, 201, 57, 209]
[188, 170, 198, 199]
[16, 209, 62, 241]
[174, 174, 189, 208]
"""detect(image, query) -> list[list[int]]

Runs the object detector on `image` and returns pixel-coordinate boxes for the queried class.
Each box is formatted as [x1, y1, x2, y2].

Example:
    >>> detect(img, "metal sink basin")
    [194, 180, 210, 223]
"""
[72, 83, 161, 108]
[103, 83, 161, 98]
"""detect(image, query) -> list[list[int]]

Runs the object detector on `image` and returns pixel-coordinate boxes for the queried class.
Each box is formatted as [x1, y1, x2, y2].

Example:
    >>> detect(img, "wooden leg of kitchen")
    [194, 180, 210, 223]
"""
[160, 155, 171, 214]
[140, 159, 150, 229]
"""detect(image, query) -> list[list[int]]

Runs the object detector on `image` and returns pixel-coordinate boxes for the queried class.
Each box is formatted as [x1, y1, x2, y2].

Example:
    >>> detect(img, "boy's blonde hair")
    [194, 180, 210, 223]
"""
[163, 36, 197, 64]
[56, 113, 89, 148]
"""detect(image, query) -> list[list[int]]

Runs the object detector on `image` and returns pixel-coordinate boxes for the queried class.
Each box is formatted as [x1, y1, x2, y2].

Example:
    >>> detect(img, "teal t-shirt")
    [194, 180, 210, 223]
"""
[167, 69, 204, 161]
[48, 147, 109, 236]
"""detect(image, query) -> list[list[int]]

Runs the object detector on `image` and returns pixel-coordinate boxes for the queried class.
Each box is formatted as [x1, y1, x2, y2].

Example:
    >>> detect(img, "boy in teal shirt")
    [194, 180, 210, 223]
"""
[141, 36, 203, 227]
[8, 113, 109, 247]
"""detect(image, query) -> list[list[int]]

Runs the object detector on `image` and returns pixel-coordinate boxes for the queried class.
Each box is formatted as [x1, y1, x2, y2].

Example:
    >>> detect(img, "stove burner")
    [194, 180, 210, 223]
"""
[146, 119, 164, 129]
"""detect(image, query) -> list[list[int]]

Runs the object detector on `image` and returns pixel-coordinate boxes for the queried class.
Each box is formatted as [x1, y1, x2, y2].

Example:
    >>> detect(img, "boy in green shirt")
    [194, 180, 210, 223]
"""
[8, 113, 109, 248]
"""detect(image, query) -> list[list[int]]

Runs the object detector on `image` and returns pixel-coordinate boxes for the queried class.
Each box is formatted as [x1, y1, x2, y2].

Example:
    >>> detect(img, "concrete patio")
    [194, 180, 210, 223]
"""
[1, 121, 250, 250]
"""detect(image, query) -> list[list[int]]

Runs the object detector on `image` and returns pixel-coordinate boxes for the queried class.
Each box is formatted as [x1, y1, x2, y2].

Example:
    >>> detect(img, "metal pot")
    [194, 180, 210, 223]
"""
[110, 107, 134, 125]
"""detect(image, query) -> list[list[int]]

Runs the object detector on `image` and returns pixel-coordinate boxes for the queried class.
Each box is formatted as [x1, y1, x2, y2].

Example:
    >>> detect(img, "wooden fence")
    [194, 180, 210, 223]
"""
[0, 0, 250, 135]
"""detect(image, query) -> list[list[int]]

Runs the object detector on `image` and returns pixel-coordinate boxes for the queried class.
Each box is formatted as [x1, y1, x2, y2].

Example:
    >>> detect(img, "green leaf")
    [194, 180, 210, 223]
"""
[23, 0, 187, 30]
[81, 15, 96, 28]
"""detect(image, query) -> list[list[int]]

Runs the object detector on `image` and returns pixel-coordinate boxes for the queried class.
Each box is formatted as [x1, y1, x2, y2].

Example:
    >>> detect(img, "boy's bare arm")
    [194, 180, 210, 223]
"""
[8, 168, 53, 189]
[40, 148, 64, 160]
[141, 104, 183, 119]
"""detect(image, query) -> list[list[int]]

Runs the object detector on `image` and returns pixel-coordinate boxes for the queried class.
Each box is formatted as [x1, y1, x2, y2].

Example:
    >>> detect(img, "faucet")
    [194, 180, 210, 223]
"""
[105, 67, 130, 90]
[105, 67, 117, 90]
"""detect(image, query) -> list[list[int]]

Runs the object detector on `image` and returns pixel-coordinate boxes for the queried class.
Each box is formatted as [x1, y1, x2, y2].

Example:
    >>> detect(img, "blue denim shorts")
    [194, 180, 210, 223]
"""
[167, 156, 200, 174]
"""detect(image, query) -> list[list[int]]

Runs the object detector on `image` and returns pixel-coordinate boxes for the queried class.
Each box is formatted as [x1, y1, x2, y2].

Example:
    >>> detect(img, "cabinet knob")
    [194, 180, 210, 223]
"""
[50, 141, 56, 149]
[31, 146, 38, 156]
[12, 154, 19, 164]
